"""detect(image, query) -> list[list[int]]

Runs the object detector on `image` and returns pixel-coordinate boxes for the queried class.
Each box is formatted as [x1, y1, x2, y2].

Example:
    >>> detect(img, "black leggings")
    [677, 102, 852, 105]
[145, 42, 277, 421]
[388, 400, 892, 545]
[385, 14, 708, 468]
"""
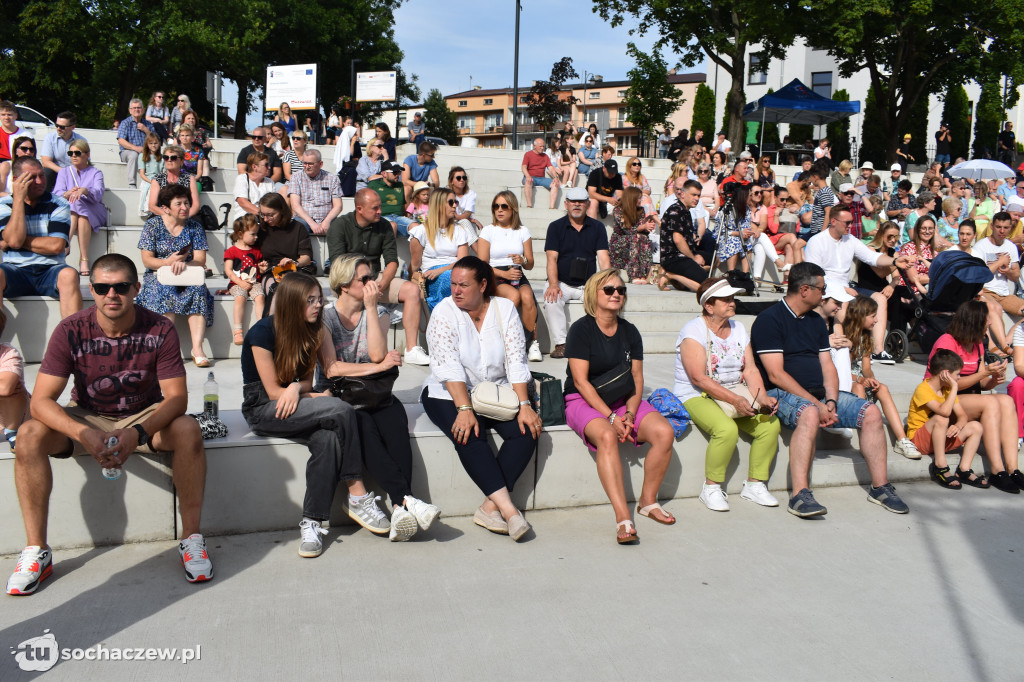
[355, 397, 414, 507]
[421, 389, 537, 497]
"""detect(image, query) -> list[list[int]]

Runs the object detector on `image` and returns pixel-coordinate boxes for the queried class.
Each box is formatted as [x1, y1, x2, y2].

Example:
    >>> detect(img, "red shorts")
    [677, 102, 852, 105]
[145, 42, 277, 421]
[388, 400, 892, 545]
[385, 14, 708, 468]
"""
[910, 426, 964, 456]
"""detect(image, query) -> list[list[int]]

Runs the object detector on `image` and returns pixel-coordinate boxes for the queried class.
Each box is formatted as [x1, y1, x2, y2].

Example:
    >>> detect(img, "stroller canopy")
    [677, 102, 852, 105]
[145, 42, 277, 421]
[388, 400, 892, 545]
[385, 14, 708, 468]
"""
[926, 250, 993, 310]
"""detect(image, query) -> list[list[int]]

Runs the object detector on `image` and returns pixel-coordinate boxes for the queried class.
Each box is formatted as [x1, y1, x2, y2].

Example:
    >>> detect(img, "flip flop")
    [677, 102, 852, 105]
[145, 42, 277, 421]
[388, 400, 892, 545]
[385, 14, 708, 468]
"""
[616, 519, 638, 544]
[636, 502, 676, 525]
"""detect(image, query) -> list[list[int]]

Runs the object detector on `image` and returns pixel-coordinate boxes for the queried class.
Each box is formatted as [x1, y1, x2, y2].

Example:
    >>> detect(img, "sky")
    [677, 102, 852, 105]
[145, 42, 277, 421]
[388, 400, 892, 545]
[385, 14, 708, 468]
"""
[228, 0, 702, 130]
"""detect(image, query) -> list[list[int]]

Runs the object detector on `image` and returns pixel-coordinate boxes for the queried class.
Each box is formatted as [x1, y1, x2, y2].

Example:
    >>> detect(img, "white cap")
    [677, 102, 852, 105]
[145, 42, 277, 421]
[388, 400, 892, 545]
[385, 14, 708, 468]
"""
[699, 279, 745, 307]
[890, 163, 902, 172]
[860, 161, 874, 170]
[838, 183, 855, 193]
[824, 280, 855, 303]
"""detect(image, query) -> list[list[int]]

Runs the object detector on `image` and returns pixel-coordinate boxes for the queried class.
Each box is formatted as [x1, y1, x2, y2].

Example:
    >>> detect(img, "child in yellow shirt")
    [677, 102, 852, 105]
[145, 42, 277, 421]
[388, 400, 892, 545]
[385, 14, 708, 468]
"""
[907, 349, 985, 489]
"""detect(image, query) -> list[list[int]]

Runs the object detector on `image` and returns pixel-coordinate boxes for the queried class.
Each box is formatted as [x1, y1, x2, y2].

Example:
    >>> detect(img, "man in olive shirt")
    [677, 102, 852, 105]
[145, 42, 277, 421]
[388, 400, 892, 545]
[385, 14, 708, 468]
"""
[367, 162, 413, 236]
[327, 189, 429, 364]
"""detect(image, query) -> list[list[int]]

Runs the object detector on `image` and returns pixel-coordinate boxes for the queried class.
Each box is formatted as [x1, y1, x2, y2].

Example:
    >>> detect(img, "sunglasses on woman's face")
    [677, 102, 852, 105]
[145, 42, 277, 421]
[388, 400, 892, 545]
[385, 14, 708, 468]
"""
[602, 285, 627, 296]
[354, 274, 373, 285]
[67, 150, 84, 157]
[493, 203, 510, 210]
[162, 155, 179, 161]
[453, 175, 466, 181]
[447, 199, 458, 207]
[292, 136, 304, 141]
[631, 163, 641, 167]
[18, 146, 36, 154]
[751, 191, 762, 197]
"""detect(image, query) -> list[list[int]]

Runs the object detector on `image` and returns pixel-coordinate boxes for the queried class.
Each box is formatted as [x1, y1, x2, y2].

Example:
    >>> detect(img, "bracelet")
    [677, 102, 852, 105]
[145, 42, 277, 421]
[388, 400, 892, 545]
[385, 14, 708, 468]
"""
[457, 404, 474, 412]
[608, 413, 616, 425]
[824, 398, 837, 408]
[519, 400, 532, 407]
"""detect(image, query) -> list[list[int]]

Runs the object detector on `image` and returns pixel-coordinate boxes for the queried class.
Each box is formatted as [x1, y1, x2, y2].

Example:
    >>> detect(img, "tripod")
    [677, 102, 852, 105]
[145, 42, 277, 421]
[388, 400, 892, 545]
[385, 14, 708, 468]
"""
[708, 195, 760, 297]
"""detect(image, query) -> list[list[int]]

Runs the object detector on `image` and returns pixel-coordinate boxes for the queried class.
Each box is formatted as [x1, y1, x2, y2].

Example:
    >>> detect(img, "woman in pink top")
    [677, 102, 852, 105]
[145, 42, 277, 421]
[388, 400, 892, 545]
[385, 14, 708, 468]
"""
[926, 300, 1023, 492]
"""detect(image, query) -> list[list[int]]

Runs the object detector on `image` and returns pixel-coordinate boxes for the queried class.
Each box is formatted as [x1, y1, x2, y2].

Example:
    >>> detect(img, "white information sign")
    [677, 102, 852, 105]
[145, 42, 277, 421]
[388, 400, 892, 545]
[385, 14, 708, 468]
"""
[356, 71, 397, 102]
[266, 63, 318, 111]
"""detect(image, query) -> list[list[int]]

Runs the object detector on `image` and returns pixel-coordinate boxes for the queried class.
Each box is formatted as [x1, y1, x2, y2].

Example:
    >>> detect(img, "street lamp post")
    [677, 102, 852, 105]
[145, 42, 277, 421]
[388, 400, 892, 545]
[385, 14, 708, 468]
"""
[512, 0, 521, 151]
[581, 72, 601, 140]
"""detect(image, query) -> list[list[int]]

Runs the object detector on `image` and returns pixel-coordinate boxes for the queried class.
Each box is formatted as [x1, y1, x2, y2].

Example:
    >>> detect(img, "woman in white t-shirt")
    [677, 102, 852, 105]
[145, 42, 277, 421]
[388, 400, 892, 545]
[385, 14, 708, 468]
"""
[476, 191, 541, 362]
[409, 188, 471, 310]
[674, 278, 780, 512]
[447, 166, 483, 240]
[229, 152, 279, 225]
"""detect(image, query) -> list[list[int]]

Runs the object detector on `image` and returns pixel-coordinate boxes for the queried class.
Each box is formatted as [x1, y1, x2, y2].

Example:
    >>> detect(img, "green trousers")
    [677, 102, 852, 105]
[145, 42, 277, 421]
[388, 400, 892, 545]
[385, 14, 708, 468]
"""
[684, 396, 781, 482]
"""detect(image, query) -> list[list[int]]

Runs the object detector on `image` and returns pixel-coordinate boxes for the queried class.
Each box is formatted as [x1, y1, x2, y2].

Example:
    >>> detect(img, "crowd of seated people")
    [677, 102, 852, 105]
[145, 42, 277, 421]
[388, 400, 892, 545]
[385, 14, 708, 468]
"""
[10, 112, 1024, 603]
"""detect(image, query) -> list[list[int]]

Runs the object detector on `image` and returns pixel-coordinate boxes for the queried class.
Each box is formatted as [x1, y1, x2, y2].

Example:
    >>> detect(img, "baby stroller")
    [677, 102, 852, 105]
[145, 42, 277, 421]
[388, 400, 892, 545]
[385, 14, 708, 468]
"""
[887, 249, 993, 361]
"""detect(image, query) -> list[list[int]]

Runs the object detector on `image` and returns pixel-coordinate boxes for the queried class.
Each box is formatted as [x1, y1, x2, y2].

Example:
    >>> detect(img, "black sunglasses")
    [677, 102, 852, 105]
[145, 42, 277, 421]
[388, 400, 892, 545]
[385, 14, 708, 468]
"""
[92, 281, 133, 296]
[55, 124, 69, 130]
[67, 149, 84, 156]
[291, 136, 305, 141]
[493, 203, 511, 210]
[453, 175, 466, 181]
[447, 199, 458, 207]
[354, 274, 373, 285]
[250, 134, 265, 140]
[631, 162, 641, 167]
[162, 155, 179, 161]
[18, 146, 36, 154]
[602, 285, 627, 296]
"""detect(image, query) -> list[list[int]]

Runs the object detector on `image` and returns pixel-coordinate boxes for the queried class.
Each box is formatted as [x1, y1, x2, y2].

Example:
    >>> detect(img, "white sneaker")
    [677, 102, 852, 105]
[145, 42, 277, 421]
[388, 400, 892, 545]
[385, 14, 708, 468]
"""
[893, 437, 922, 460]
[346, 493, 391, 535]
[528, 340, 542, 362]
[404, 495, 440, 530]
[178, 534, 214, 582]
[823, 427, 854, 439]
[740, 480, 779, 507]
[388, 505, 418, 542]
[298, 519, 328, 557]
[699, 483, 730, 511]
[404, 346, 430, 366]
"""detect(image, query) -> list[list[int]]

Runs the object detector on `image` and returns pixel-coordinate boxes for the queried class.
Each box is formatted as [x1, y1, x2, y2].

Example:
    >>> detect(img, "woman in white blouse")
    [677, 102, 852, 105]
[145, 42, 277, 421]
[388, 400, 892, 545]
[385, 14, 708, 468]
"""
[475, 191, 542, 362]
[421, 257, 542, 541]
[447, 166, 483, 238]
[229, 152, 280, 225]
[409, 188, 471, 310]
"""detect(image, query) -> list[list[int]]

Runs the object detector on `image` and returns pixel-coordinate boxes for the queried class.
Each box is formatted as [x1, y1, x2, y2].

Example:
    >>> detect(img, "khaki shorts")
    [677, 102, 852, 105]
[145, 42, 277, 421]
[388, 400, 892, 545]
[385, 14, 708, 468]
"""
[377, 276, 409, 305]
[984, 291, 1024, 317]
[53, 402, 162, 458]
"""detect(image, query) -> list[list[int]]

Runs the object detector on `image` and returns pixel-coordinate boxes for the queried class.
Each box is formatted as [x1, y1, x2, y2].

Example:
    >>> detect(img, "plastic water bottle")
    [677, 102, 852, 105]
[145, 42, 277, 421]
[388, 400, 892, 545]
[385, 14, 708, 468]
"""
[102, 436, 122, 481]
[204, 371, 219, 418]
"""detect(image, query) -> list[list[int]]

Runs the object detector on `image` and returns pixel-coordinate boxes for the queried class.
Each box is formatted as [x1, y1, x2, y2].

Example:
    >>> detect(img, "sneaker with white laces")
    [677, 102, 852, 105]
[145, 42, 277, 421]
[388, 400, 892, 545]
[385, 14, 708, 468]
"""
[389, 506, 418, 542]
[404, 345, 430, 366]
[528, 340, 543, 362]
[346, 493, 391, 535]
[893, 437, 922, 460]
[298, 518, 329, 557]
[178, 534, 213, 582]
[740, 480, 779, 507]
[699, 482, 730, 511]
[6, 546, 52, 595]
[871, 350, 896, 365]
[404, 495, 440, 530]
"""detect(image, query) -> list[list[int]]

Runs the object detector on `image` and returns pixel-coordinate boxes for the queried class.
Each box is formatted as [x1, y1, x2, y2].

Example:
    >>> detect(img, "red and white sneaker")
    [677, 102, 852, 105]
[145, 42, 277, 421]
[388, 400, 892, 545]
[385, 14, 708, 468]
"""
[178, 534, 213, 583]
[6, 546, 52, 595]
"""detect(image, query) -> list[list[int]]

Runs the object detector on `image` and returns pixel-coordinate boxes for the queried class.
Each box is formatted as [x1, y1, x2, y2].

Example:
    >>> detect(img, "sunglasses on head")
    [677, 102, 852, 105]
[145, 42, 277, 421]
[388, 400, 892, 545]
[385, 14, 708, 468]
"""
[162, 155, 179, 161]
[447, 199, 458, 207]
[92, 281, 133, 296]
[602, 285, 627, 296]
[493, 203, 510, 210]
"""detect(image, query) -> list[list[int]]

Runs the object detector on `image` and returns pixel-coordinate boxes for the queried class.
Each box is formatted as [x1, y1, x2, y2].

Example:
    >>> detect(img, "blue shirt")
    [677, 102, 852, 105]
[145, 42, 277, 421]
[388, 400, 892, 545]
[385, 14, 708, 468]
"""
[543, 216, 610, 287]
[750, 298, 830, 399]
[117, 117, 154, 150]
[40, 131, 86, 168]
[997, 183, 1016, 205]
[403, 154, 436, 182]
[0, 193, 71, 268]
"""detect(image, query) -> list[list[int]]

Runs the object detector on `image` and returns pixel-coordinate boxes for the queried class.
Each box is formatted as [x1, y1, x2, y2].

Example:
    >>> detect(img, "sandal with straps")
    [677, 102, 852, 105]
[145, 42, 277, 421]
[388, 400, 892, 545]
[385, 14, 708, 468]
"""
[636, 501, 676, 525]
[930, 463, 962, 489]
[616, 520, 638, 545]
[956, 467, 991, 489]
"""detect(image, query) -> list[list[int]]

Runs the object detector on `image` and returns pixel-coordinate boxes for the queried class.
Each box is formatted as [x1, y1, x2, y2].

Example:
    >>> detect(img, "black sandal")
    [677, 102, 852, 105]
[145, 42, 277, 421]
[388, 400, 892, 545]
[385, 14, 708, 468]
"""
[956, 468, 991, 489]
[930, 463, 962, 489]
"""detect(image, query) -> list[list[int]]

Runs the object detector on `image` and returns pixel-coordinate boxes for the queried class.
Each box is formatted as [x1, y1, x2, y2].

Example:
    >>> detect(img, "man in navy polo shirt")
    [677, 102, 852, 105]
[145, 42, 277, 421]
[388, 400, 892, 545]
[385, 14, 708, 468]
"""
[543, 187, 610, 358]
[750, 262, 908, 518]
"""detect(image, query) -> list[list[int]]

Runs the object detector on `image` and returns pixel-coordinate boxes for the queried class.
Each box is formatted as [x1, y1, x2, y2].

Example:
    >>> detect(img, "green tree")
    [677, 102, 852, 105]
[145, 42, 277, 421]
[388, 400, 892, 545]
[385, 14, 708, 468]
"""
[825, 89, 851, 163]
[690, 83, 715, 137]
[905, 92, 929, 164]
[973, 79, 1003, 159]
[526, 57, 579, 133]
[621, 43, 685, 156]
[422, 88, 458, 145]
[859, 86, 887, 164]
[801, 0, 1024, 163]
[941, 84, 970, 160]
[788, 124, 814, 146]
[758, 88, 780, 149]
[595, 0, 801, 155]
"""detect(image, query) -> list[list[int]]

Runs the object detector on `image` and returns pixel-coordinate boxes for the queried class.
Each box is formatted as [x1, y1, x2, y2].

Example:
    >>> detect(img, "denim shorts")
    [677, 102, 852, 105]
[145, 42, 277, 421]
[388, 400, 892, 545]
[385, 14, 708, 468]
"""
[523, 175, 553, 189]
[1, 263, 72, 299]
[391, 215, 416, 237]
[767, 388, 872, 430]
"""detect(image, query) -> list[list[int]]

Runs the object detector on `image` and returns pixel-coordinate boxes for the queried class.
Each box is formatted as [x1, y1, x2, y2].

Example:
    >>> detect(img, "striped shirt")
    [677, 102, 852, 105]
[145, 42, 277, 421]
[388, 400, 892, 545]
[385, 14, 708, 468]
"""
[0, 193, 71, 268]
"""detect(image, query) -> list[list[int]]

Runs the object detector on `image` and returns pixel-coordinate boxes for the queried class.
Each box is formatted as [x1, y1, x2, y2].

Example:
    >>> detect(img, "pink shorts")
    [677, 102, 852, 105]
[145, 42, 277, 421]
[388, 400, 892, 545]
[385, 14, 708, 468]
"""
[564, 393, 659, 452]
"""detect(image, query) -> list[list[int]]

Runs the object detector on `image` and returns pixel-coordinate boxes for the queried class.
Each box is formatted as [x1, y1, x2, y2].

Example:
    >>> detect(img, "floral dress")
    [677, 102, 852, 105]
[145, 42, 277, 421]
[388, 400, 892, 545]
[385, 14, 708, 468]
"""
[610, 206, 654, 281]
[136, 217, 214, 326]
[896, 241, 934, 293]
[717, 209, 751, 262]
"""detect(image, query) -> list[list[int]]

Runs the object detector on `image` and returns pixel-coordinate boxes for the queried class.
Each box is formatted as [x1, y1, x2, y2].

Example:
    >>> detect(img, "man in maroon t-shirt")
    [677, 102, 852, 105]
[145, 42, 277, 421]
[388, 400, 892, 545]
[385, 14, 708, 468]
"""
[521, 137, 559, 209]
[5, 254, 213, 596]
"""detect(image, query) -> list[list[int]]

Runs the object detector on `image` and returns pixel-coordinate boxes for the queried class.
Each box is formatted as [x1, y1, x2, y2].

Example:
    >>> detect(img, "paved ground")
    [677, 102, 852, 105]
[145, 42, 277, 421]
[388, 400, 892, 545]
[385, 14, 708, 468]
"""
[2, 482, 1023, 681]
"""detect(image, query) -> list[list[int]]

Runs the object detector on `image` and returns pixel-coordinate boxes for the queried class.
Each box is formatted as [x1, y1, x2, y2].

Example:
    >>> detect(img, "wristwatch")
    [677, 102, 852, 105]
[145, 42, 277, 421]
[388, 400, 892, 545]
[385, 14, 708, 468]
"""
[133, 424, 149, 447]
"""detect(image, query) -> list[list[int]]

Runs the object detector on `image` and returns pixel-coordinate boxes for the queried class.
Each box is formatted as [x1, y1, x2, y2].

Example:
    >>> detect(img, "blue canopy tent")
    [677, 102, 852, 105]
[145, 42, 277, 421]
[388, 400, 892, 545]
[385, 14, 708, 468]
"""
[742, 79, 861, 154]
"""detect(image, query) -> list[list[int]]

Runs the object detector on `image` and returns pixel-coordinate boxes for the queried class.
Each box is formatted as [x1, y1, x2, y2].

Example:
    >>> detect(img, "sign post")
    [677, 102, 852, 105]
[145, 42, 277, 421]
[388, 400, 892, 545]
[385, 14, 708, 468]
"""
[206, 71, 222, 138]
